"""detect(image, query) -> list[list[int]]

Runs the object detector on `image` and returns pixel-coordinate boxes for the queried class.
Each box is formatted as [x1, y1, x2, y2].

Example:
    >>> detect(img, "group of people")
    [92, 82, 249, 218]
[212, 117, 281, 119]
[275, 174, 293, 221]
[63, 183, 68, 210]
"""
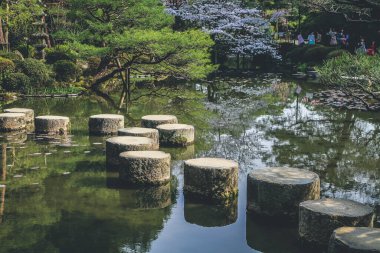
[297, 28, 377, 56]
[297, 32, 322, 46]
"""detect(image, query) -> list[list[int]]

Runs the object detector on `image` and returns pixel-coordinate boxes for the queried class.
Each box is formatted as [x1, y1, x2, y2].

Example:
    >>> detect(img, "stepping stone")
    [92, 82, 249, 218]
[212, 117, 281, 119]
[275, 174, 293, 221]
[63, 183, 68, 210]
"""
[0, 113, 26, 132]
[118, 127, 159, 149]
[184, 157, 238, 203]
[106, 136, 158, 170]
[119, 151, 171, 186]
[89, 114, 124, 135]
[157, 124, 195, 146]
[299, 198, 374, 248]
[35, 116, 70, 135]
[141, 115, 178, 128]
[4, 108, 34, 130]
[328, 227, 380, 253]
[247, 167, 320, 220]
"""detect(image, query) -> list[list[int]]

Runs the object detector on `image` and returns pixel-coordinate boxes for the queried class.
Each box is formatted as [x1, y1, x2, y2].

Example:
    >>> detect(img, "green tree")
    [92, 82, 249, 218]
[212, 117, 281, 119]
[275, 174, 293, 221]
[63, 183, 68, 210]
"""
[0, 0, 43, 49]
[57, 0, 216, 109]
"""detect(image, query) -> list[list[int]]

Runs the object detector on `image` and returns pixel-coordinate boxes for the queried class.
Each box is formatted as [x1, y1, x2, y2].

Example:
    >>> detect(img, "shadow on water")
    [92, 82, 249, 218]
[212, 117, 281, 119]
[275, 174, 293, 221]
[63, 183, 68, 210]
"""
[246, 213, 302, 253]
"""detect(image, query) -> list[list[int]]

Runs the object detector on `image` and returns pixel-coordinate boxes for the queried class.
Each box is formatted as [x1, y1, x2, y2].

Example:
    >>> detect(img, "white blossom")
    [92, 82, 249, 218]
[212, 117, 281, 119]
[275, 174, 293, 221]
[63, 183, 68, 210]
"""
[166, 0, 280, 59]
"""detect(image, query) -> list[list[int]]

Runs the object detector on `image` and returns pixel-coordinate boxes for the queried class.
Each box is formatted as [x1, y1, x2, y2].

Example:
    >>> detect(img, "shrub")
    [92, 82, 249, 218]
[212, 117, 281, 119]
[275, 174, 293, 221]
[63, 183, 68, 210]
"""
[1, 73, 30, 92]
[15, 45, 35, 58]
[84, 56, 101, 76]
[326, 49, 348, 59]
[0, 51, 24, 61]
[53, 60, 81, 82]
[302, 46, 335, 63]
[16, 58, 52, 86]
[279, 43, 297, 56]
[0, 57, 15, 74]
[285, 46, 310, 63]
[318, 53, 380, 93]
[45, 46, 78, 64]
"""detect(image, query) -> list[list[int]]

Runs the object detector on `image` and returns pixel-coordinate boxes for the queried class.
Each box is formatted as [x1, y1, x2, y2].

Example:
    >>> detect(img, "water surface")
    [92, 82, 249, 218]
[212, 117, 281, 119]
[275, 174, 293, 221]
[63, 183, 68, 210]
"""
[0, 76, 379, 253]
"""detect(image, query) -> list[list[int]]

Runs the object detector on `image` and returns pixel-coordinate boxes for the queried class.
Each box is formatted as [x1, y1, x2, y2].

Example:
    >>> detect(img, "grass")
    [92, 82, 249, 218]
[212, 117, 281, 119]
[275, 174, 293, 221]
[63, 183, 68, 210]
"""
[25, 86, 84, 95]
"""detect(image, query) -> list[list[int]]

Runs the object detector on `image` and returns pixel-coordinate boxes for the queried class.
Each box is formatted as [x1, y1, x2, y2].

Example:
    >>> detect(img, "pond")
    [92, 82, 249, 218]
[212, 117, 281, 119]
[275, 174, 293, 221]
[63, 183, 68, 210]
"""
[0, 75, 379, 253]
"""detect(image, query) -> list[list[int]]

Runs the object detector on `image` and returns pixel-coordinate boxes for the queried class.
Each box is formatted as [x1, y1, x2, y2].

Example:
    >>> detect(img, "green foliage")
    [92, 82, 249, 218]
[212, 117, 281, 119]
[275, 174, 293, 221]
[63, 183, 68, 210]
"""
[53, 60, 81, 82]
[285, 46, 309, 63]
[326, 49, 348, 59]
[0, 57, 15, 74]
[16, 59, 52, 87]
[57, 0, 216, 85]
[0, 0, 43, 41]
[0, 51, 24, 61]
[286, 45, 336, 63]
[303, 45, 335, 62]
[2, 72, 31, 92]
[46, 46, 78, 64]
[318, 53, 380, 93]
[84, 57, 101, 76]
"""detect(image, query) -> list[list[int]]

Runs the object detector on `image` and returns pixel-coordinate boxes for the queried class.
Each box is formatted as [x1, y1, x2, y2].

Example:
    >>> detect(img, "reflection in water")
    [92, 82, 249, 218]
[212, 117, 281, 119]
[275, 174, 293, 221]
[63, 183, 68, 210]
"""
[0, 131, 27, 144]
[119, 183, 172, 209]
[184, 197, 237, 227]
[160, 145, 195, 161]
[0, 78, 379, 252]
[246, 213, 301, 253]
[0, 185, 5, 223]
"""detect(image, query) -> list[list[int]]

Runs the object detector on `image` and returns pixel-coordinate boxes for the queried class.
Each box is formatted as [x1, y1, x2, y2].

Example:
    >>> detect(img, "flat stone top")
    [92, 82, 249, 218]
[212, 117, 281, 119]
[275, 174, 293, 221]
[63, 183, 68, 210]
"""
[157, 124, 194, 130]
[120, 151, 170, 159]
[4, 108, 33, 113]
[36, 116, 70, 120]
[90, 114, 124, 119]
[0, 113, 26, 118]
[142, 115, 177, 121]
[185, 158, 238, 170]
[248, 167, 319, 185]
[106, 136, 153, 145]
[300, 198, 373, 217]
[119, 127, 157, 134]
[333, 227, 380, 250]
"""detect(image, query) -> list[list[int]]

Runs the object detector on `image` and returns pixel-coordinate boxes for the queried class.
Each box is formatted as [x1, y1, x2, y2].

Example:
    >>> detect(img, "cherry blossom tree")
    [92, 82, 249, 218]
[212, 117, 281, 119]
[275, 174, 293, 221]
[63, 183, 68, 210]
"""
[166, 0, 279, 59]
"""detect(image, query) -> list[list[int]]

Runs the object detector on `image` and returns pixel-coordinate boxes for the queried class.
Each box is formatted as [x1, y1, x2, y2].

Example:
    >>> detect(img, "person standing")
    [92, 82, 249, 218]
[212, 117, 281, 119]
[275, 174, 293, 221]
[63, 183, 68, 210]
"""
[308, 32, 316, 45]
[298, 33, 305, 46]
[356, 37, 367, 54]
[328, 28, 338, 46]
[316, 32, 322, 44]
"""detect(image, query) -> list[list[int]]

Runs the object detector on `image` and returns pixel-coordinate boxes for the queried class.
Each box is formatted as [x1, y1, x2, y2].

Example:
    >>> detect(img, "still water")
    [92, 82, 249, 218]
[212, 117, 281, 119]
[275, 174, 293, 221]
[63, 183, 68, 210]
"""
[0, 75, 379, 253]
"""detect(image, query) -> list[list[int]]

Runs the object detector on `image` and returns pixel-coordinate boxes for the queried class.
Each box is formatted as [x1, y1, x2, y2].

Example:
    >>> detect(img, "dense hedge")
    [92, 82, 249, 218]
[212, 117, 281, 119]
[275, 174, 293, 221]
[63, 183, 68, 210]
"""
[2, 73, 31, 92]
[53, 60, 81, 82]
[46, 46, 78, 64]
[16, 58, 52, 86]
[285, 45, 342, 64]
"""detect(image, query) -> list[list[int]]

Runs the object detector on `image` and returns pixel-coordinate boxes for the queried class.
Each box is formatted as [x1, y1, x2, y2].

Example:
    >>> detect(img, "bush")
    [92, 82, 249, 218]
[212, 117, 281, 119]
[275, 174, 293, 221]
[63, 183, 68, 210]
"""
[302, 46, 335, 63]
[0, 57, 15, 74]
[0, 51, 24, 61]
[279, 43, 297, 57]
[16, 58, 52, 86]
[53, 60, 81, 82]
[15, 45, 34, 58]
[84, 56, 101, 76]
[318, 53, 380, 92]
[326, 49, 348, 59]
[1, 73, 30, 92]
[285, 46, 310, 63]
[45, 46, 78, 64]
